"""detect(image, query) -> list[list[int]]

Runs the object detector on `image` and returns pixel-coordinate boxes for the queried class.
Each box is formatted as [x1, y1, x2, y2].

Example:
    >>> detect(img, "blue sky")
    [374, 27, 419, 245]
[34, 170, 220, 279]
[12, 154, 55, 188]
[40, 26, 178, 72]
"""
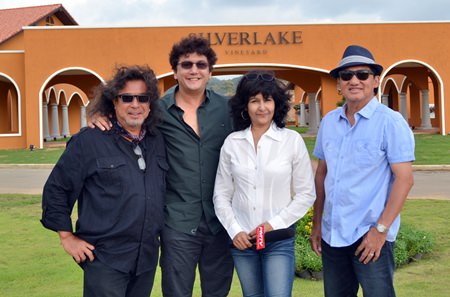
[1, 0, 450, 27]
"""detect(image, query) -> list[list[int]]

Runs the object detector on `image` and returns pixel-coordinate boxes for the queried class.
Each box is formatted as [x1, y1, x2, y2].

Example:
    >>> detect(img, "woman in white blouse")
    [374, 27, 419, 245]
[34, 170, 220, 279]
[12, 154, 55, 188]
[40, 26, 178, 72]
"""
[213, 70, 316, 297]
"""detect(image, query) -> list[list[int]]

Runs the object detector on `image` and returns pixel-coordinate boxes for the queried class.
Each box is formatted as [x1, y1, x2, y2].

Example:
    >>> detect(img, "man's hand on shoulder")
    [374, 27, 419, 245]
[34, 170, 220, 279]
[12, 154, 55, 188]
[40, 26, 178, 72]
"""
[87, 114, 112, 131]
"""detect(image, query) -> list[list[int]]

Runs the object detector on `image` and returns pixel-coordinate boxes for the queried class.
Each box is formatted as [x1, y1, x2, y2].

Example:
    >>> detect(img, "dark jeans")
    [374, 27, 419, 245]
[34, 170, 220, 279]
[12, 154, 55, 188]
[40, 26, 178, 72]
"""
[81, 259, 156, 297]
[160, 220, 234, 297]
[321, 238, 396, 297]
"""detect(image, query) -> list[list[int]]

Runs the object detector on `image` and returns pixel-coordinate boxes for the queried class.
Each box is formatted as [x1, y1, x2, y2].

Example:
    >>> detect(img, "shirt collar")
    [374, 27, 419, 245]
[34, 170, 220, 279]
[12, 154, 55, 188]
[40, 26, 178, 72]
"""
[232, 121, 282, 142]
[165, 86, 211, 110]
[339, 96, 379, 120]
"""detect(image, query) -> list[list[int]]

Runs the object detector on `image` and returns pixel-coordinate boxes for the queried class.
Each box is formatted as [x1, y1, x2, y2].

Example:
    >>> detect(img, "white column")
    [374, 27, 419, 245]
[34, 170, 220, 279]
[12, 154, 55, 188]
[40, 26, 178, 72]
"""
[306, 93, 318, 134]
[50, 103, 61, 139]
[381, 95, 389, 106]
[61, 105, 71, 138]
[399, 93, 408, 121]
[299, 102, 307, 127]
[42, 102, 51, 141]
[80, 105, 87, 128]
[420, 90, 432, 129]
[315, 98, 321, 128]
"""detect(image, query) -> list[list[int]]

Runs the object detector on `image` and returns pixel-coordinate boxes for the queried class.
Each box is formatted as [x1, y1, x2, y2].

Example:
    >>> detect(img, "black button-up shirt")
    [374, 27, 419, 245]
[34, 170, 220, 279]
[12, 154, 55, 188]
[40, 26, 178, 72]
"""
[159, 87, 233, 235]
[41, 127, 168, 275]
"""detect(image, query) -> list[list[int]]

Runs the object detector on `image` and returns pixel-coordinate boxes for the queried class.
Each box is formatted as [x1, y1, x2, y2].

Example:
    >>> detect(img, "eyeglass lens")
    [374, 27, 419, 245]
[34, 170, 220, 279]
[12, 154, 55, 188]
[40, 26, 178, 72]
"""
[118, 94, 150, 103]
[338, 70, 373, 81]
[179, 61, 209, 70]
[244, 73, 275, 82]
[133, 144, 146, 171]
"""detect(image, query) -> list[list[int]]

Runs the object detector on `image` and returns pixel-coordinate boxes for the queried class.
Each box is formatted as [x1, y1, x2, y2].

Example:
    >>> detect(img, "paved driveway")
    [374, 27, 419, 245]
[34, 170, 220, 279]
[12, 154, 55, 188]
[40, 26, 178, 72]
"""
[0, 166, 448, 199]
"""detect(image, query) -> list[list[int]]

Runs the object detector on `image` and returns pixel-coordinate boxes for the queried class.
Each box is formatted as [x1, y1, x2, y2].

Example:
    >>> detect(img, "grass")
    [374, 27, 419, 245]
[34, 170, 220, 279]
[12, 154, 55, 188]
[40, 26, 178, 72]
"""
[414, 134, 450, 165]
[1, 131, 448, 165]
[1, 195, 448, 297]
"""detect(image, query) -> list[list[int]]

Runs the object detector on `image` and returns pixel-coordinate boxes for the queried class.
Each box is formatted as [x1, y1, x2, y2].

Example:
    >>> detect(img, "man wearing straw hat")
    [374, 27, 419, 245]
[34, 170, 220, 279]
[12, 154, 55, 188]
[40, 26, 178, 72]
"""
[310, 45, 415, 297]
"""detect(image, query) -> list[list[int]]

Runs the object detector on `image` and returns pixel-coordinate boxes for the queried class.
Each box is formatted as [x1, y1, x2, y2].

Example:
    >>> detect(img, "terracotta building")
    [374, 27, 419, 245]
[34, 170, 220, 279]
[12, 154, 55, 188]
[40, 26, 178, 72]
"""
[0, 4, 447, 149]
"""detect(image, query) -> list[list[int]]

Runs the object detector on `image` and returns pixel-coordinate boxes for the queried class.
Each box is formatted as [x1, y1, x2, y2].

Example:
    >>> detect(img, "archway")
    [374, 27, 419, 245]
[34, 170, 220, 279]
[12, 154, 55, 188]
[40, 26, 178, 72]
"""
[0, 73, 21, 136]
[39, 67, 103, 147]
[382, 60, 445, 135]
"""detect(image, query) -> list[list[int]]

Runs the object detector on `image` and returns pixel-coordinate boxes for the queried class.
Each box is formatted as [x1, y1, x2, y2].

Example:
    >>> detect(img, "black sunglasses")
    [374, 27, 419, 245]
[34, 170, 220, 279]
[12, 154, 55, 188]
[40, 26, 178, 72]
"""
[244, 73, 275, 82]
[117, 94, 150, 103]
[178, 61, 209, 70]
[338, 70, 374, 81]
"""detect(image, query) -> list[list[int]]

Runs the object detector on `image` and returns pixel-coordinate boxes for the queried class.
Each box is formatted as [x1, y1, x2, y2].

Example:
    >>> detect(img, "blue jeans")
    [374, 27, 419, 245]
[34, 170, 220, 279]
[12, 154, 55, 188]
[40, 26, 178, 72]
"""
[231, 234, 295, 297]
[321, 238, 396, 297]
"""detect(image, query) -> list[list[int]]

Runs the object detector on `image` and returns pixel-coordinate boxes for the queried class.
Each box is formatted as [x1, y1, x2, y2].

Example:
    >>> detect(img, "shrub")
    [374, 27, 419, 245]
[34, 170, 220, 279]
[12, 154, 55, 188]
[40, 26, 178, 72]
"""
[294, 208, 435, 277]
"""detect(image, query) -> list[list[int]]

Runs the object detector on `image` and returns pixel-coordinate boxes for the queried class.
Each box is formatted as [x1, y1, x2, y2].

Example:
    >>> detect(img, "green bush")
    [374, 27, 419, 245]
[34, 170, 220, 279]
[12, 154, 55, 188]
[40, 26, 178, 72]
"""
[295, 236, 322, 272]
[394, 239, 409, 267]
[396, 223, 435, 262]
[295, 208, 435, 277]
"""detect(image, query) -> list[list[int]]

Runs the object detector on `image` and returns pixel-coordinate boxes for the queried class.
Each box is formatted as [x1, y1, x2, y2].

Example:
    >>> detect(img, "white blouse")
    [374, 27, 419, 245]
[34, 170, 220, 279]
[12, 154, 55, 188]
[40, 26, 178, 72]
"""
[213, 122, 316, 240]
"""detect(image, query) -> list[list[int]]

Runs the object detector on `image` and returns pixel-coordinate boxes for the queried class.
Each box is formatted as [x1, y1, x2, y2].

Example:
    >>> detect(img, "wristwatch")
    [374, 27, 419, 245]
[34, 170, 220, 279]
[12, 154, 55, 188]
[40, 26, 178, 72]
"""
[375, 223, 389, 234]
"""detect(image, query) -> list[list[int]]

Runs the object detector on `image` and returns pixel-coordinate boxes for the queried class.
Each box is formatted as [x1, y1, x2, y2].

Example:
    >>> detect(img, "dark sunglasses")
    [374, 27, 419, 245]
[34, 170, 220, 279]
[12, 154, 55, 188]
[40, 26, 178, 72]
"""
[117, 94, 150, 103]
[178, 61, 209, 70]
[338, 70, 374, 81]
[133, 144, 146, 171]
[244, 73, 275, 82]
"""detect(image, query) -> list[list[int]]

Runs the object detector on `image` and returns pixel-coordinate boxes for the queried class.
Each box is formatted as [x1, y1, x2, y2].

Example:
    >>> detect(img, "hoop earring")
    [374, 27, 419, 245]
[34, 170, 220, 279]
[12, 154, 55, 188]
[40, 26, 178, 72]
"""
[241, 110, 248, 120]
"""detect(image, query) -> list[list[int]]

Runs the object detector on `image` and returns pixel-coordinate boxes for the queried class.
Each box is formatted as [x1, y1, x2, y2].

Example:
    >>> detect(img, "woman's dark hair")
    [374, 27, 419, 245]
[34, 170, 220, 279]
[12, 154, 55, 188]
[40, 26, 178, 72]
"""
[230, 70, 291, 131]
[169, 35, 217, 72]
[87, 64, 162, 134]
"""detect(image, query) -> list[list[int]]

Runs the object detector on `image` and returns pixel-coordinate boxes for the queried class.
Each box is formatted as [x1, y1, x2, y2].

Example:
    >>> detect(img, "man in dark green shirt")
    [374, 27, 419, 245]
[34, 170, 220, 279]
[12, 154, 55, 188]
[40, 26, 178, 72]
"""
[158, 36, 234, 297]
[159, 87, 233, 235]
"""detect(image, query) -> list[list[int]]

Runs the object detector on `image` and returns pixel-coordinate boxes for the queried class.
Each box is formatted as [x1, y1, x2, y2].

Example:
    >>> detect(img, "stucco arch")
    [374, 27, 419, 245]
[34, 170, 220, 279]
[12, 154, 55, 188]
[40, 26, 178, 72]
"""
[382, 60, 446, 135]
[38, 67, 104, 148]
[0, 72, 21, 137]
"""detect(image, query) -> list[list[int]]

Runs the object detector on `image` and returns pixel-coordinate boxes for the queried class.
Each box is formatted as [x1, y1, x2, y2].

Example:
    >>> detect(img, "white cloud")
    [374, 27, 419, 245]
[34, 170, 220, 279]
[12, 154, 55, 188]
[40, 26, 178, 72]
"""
[0, 0, 449, 27]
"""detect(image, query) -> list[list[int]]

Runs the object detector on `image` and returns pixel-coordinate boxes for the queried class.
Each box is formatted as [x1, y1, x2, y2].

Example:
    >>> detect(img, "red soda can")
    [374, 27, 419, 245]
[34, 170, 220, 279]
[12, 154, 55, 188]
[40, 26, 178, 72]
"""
[256, 225, 265, 250]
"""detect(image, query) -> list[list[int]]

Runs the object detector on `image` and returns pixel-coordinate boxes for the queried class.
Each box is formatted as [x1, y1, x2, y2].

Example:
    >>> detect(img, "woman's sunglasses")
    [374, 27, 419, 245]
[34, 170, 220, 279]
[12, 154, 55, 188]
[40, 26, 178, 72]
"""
[117, 94, 150, 103]
[244, 73, 275, 82]
[178, 61, 209, 70]
[338, 70, 374, 81]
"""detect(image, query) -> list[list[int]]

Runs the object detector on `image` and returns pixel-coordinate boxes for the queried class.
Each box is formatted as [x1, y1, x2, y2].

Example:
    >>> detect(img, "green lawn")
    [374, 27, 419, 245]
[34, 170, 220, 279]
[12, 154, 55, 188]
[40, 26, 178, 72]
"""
[1, 195, 448, 297]
[1, 132, 448, 165]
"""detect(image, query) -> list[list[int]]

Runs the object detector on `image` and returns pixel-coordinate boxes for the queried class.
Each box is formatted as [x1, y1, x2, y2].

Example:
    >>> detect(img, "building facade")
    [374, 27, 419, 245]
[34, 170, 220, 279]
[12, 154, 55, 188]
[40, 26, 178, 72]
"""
[0, 5, 448, 149]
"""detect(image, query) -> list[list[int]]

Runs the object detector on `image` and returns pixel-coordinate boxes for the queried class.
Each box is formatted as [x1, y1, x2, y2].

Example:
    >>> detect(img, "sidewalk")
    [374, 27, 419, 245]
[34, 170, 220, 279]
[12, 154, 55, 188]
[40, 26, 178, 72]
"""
[0, 164, 449, 199]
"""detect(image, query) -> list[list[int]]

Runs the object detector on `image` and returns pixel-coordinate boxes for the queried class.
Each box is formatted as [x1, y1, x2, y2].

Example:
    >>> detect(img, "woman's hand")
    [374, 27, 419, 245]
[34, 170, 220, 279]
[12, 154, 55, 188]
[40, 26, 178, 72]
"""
[248, 222, 273, 239]
[232, 232, 253, 250]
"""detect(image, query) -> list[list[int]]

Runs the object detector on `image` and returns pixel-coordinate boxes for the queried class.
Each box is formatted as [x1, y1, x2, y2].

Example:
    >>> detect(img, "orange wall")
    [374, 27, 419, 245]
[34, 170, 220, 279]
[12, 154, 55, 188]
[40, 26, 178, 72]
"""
[1, 22, 450, 149]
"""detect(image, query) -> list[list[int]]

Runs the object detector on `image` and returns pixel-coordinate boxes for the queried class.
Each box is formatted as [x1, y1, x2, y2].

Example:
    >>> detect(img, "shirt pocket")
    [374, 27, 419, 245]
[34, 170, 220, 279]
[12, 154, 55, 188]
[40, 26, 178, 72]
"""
[353, 140, 382, 166]
[96, 156, 127, 195]
[157, 157, 169, 189]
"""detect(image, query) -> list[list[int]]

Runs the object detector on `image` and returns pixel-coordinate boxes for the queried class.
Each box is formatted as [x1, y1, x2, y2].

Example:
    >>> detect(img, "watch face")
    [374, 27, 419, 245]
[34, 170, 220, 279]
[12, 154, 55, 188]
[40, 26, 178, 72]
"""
[377, 224, 388, 233]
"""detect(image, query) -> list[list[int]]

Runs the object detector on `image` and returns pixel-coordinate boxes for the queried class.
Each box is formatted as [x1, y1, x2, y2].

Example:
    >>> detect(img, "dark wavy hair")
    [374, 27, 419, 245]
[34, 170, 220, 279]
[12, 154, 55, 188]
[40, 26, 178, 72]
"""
[169, 35, 217, 72]
[230, 70, 291, 131]
[87, 65, 161, 134]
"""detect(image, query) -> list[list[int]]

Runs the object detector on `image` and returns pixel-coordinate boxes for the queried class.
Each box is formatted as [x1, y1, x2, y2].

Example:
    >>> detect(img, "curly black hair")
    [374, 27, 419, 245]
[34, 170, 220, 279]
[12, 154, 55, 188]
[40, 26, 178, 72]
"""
[169, 35, 217, 72]
[87, 64, 161, 134]
[229, 70, 291, 131]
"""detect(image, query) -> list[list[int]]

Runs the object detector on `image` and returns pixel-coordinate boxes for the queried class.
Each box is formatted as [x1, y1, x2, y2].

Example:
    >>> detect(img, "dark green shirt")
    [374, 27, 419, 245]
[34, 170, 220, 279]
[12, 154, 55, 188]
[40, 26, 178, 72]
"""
[159, 87, 233, 235]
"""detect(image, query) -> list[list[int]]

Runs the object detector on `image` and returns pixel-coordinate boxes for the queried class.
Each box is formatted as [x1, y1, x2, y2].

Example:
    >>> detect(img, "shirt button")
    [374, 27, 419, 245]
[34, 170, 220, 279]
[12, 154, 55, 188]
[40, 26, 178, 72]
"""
[110, 165, 114, 168]
[253, 186, 256, 189]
